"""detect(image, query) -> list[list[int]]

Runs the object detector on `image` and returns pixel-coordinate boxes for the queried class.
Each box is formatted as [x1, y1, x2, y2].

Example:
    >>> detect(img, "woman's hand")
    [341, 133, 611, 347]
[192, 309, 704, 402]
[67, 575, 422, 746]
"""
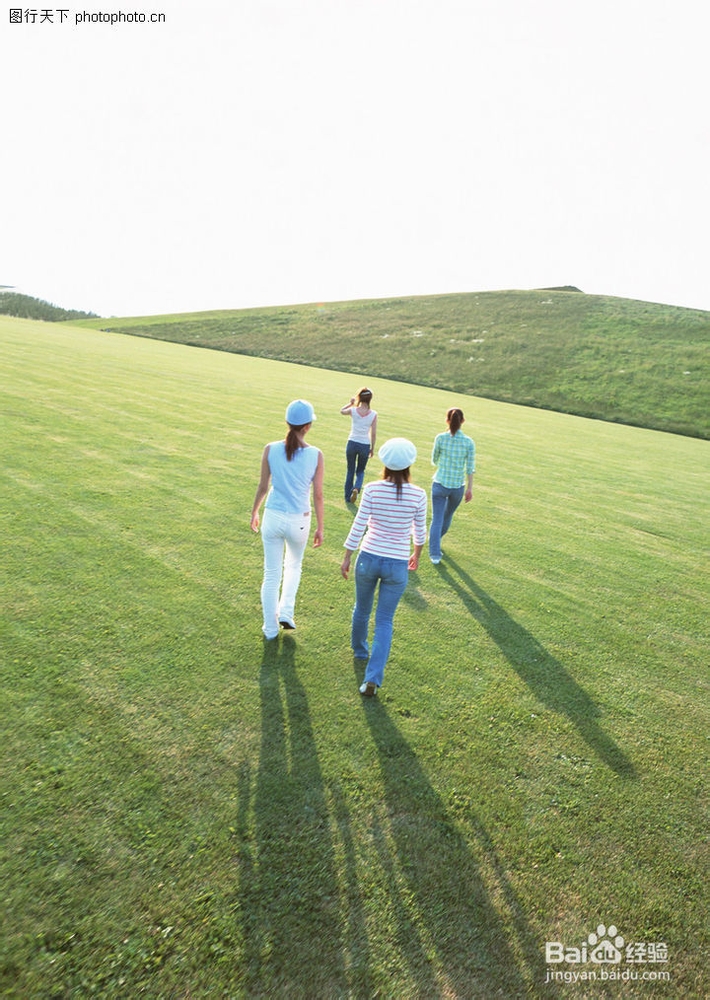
[313, 527, 323, 548]
[341, 552, 352, 579]
[250, 447, 271, 532]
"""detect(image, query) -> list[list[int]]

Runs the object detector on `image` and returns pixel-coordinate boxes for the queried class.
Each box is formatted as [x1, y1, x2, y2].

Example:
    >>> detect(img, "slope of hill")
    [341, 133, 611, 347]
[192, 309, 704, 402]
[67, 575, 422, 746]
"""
[2, 315, 708, 995]
[79, 289, 709, 437]
[0, 291, 98, 322]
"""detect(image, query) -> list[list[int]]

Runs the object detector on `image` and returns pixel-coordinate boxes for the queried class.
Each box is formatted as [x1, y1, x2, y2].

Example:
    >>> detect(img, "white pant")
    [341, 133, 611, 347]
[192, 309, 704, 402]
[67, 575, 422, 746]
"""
[260, 508, 311, 638]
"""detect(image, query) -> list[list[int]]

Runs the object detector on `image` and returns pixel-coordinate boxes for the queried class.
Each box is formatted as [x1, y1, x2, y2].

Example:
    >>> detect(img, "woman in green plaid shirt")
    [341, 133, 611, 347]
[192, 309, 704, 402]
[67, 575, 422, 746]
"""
[429, 408, 475, 564]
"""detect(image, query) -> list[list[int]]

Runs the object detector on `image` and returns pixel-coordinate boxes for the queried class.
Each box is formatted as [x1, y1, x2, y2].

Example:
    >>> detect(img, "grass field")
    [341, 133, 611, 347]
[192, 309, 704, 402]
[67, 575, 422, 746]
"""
[76, 288, 710, 439]
[1, 316, 708, 998]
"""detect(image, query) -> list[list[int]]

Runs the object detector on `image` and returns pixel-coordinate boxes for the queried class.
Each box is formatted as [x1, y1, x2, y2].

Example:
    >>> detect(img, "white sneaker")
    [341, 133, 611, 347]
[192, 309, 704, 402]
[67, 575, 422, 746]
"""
[359, 681, 378, 697]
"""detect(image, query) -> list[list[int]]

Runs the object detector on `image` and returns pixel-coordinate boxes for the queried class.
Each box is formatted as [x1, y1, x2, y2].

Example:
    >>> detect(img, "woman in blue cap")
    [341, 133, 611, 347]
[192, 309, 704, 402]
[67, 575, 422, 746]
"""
[251, 399, 324, 640]
[340, 438, 427, 696]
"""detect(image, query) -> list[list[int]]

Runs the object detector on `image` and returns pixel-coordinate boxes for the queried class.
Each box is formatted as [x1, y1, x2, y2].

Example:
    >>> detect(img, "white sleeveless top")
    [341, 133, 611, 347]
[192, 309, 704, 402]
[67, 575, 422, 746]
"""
[348, 408, 377, 444]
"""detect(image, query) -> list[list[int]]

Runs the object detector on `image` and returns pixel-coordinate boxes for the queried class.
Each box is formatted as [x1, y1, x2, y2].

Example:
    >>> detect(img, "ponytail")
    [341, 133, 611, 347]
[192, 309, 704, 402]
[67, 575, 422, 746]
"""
[382, 466, 411, 499]
[447, 408, 464, 435]
[285, 423, 308, 460]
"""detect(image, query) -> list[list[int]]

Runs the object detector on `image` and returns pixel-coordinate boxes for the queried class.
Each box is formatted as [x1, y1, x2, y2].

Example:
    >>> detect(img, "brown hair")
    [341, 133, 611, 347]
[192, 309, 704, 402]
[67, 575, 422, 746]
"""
[285, 423, 309, 460]
[357, 387, 373, 405]
[446, 407, 464, 435]
[382, 466, 411, 499]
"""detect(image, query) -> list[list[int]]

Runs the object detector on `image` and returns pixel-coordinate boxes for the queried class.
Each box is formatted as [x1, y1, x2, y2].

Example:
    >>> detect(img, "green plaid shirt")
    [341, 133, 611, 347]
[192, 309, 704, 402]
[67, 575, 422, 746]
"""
[431, 431, 475, 488]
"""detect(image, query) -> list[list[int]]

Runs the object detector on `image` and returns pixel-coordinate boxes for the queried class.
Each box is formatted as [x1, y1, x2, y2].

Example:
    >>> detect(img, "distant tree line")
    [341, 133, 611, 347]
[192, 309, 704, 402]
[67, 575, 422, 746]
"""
[0, 292, 99, 322]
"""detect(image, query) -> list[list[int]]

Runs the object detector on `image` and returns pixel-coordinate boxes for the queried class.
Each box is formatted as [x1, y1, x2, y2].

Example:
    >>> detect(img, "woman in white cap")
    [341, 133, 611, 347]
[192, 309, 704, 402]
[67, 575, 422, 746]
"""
[251, 399, 324, 640]
[340, 438, 427, 696]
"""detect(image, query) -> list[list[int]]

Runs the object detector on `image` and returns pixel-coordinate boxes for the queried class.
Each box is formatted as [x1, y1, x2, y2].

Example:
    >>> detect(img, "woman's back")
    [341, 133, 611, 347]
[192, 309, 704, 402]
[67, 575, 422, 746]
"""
[348, 407, 377, 442]
[266, 441, 320, 514]
[432, 429, 475, 487]
[345, 479, 427, 560]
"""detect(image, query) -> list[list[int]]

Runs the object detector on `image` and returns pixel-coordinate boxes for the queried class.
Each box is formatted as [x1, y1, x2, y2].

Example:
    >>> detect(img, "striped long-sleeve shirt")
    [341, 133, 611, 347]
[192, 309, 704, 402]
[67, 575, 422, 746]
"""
[344, 480, 427, 561]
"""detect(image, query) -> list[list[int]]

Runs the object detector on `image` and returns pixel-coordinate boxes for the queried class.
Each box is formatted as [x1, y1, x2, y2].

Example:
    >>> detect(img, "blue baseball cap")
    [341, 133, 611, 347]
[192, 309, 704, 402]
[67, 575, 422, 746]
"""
[285, 399, 317, 425]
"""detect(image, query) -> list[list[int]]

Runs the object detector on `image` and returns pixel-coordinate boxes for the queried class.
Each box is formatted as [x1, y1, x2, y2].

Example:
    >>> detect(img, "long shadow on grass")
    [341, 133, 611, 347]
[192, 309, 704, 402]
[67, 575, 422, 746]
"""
[237, 636, 348, 996]
[440, 558, 636, 778]
[358, 678, 539, 996]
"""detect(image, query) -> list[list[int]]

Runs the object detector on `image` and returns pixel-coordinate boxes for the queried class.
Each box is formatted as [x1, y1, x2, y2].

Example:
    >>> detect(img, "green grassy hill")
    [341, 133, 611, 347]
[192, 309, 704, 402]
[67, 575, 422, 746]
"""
[2, 315, 708, 996]
[77, 288, 710, 439]
[0, 291, 98, 322]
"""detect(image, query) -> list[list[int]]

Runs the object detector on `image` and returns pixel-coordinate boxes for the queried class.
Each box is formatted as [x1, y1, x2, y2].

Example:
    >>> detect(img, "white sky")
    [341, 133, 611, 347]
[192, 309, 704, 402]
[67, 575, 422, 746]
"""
[2, 0, 708, 317]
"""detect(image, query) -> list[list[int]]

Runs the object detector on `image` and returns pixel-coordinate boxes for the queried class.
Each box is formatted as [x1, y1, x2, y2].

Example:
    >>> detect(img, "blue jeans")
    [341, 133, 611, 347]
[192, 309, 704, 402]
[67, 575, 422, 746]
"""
[345, 440, 371, 499]
[351, 550, 409, 688]
[429, 482, 465, 560]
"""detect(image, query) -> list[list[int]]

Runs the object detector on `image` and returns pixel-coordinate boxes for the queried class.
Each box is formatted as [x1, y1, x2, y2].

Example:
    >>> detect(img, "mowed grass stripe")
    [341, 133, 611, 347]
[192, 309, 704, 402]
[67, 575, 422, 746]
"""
[1, 316, 708, 997]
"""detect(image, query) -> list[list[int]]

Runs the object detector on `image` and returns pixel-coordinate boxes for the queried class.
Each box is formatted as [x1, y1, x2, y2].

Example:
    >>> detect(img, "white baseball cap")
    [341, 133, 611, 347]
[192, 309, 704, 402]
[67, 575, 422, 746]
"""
[378, 437, 417, 471]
